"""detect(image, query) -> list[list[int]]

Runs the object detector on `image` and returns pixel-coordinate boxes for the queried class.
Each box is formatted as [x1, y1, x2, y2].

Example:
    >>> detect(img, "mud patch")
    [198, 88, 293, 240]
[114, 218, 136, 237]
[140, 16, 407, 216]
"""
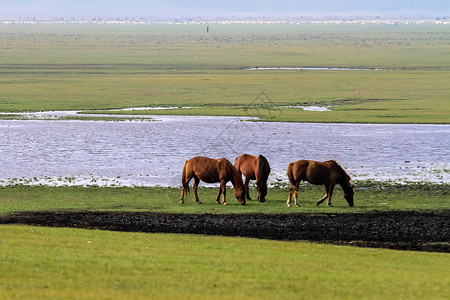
[1, 211, 449, 252]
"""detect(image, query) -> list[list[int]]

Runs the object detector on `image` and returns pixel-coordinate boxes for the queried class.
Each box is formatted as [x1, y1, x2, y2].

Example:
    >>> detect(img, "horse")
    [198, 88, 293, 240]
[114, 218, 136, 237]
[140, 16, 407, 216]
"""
[180, 156, 246, 205]
[286, 159, 354, 207]
[235, 154, 271, 202]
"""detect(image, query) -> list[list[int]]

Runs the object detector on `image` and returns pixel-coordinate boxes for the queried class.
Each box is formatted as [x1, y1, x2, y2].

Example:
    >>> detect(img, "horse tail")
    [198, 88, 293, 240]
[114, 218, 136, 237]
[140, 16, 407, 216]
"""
[287, 162, 295, 186]
[181, 161, 190, 194]
[234, 155, 242, 173]
[256, 155, 270, 195]
[257, 155, 270, 184]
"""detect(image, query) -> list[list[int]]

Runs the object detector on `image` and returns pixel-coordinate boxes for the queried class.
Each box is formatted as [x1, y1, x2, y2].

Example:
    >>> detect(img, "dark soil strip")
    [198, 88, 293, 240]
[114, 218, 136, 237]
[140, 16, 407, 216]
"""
[1, 211, 449, 252]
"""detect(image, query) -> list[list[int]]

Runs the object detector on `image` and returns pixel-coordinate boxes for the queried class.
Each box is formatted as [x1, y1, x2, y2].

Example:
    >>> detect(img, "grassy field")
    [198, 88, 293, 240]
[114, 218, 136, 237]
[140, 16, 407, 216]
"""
[0, 224, 449, 300]
[0, 23, 449, 123]
[1, 184, 449, 299]
[1, 22, 449, 298]
[0, 223, 447, 300]
[1, 184, 448, 215]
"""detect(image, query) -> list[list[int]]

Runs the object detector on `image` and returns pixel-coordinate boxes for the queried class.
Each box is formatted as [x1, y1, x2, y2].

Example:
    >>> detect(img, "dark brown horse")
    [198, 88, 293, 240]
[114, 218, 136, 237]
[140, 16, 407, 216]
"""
[287, 159, 354, 207]
[235, 154, 271, 202]
[180, 156, 246, 205]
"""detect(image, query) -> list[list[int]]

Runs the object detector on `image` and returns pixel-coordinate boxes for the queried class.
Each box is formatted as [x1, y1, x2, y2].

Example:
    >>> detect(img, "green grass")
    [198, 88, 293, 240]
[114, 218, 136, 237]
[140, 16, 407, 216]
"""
[1, 224, 449, 299]
[1, 184, 448, 299]
[1, 184, 448, 215]
[0, 23, 449, 123]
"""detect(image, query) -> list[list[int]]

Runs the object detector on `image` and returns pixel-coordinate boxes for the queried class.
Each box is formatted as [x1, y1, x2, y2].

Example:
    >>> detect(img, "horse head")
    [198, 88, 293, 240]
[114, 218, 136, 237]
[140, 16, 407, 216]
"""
[235, 184, 246, 205]
[343, 180, 355, 207]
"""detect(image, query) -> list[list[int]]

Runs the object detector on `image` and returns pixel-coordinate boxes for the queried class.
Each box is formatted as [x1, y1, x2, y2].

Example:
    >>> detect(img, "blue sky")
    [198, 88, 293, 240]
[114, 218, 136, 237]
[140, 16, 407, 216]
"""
[0, 0, 448, 19]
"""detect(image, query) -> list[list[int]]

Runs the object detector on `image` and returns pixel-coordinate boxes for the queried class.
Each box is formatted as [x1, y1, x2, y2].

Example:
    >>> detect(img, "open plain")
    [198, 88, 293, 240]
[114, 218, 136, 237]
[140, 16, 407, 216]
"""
[1, 21, 449, 123]
[0, 21, 449, 299]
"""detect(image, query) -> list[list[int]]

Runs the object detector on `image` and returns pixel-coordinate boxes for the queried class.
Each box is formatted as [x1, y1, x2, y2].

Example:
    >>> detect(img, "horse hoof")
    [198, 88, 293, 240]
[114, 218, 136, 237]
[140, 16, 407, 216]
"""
[287, 204, 291, 207]
[179, 201, 184, 204]
[196, 201, 202, 205]
[223, 202, 228, 206]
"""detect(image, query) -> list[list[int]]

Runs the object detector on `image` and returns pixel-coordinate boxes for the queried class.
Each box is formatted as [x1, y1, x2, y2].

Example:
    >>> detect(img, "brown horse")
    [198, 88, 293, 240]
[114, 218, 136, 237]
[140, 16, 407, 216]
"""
[180, 156, 246, 205]
[235, 154, 271, 202]
[287, 159, 354, 207]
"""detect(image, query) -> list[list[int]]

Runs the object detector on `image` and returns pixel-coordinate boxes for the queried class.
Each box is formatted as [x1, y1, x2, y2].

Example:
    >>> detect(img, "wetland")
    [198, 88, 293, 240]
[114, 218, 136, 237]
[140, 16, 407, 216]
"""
[0, 116, 448, 187]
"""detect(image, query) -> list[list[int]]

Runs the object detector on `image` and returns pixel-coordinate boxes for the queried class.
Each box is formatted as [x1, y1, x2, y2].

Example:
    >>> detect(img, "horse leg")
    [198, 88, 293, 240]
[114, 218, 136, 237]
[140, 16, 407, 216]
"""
[180, 188, 185, 204]
[287, 186, 294, 207]
[221, 181, 228, 205]
[245, 178, 252, 201]
[193, 176, 201, 204]
[327, 184, 335, 207]
[180, 174, 192, 204]
[287, 182, 300, 207]
[316, 184, 329, 206]
[294, 186, 300, 207]
[215, 187, 222, 204]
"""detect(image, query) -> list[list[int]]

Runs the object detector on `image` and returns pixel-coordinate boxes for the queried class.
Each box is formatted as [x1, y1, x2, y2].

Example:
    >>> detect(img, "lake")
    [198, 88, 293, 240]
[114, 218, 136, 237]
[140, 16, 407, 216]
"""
[0, 116, 448, 187]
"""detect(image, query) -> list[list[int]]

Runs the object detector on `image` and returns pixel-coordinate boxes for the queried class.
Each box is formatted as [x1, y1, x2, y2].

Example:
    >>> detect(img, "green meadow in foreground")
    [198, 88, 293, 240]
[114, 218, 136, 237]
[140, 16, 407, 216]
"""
[0, 23, 449, 123]
[1, 185, 448, 299]
[1, 225, 449, 300]
[0, 184, 448, 215]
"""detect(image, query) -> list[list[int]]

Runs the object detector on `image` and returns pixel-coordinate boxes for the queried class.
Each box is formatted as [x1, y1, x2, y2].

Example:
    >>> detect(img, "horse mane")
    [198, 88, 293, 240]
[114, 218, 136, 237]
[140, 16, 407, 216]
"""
[225, 158, 244, 188]
[327, 160, 352, 182]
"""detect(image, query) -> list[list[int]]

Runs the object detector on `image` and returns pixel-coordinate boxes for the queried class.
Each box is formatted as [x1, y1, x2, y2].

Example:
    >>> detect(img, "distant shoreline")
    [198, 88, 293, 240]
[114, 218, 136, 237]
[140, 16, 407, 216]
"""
[1, 18, 449, 26]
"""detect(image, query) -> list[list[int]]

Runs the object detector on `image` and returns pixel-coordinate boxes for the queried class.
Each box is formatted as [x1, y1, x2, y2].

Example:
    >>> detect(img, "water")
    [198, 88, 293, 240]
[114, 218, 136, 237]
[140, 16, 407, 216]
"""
[0, 117, 448, 186]
[247, 67, 390, 71]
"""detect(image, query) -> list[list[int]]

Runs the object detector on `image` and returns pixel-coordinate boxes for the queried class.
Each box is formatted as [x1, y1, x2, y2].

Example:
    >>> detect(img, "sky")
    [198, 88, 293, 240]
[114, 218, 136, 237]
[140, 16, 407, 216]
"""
[0, 0, 449, 19]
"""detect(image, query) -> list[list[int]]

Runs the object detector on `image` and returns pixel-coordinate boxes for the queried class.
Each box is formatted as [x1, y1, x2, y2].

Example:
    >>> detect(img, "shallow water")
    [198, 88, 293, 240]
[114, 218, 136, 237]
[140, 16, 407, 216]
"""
[0, 117, 448, 187]
[247, 67, 390, 71]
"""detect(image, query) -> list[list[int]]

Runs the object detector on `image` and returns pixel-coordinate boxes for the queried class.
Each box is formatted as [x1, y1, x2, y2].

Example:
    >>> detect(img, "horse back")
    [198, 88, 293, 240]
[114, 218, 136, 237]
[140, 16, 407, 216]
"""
[187, 156, 221, 183]
[235, 154, 257, 179]
[288, 160, 309, 183]
[307, 160, 342, 184]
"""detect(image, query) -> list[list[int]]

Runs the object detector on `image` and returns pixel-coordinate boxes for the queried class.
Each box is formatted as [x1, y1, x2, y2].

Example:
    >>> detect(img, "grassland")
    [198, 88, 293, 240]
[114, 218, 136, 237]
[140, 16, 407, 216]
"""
[1, 22, 449, 299]
[2, 183, 447, 297]
[1, 224, 448, 300]
[1, 184, 448, 215]
[0, 23, 449, 123]
[1, 184, 449, 299]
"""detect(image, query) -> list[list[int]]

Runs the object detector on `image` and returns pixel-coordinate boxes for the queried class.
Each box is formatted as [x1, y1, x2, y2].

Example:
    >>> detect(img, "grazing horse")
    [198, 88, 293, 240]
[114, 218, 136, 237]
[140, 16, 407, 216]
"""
[287, 159, 354, 207]
[180, 156, 246, 205]
[235, 154, 271, 202]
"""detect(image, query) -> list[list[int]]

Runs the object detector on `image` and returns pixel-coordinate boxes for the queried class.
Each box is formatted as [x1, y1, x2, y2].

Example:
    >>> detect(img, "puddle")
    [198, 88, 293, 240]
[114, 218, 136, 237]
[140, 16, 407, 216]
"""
[277, 105, 331, 111]
[247, 67, 391, 71]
